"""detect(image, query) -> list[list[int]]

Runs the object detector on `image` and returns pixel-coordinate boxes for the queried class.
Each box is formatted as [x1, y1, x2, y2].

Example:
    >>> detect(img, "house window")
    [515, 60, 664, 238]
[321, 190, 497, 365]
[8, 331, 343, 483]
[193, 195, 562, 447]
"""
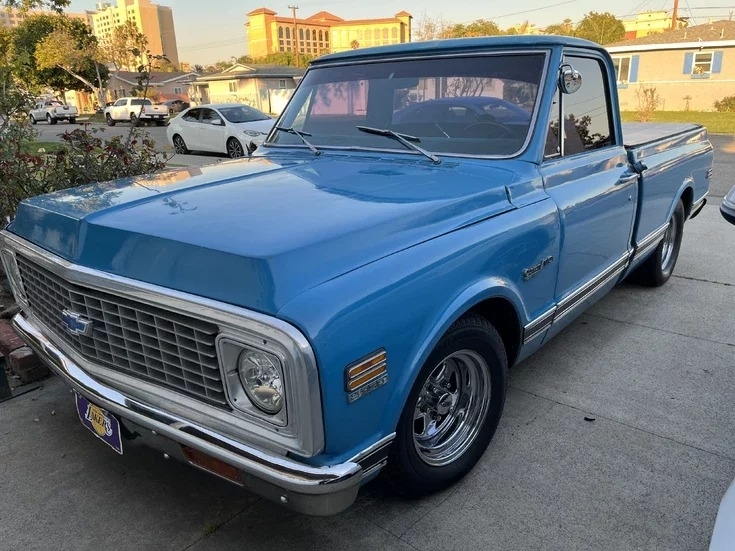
[693, 52, 713, 74]
[612, 56, 631, 82]
[174, 86, 183, 94]
[279, 79, 287, 89]
[228, 82, 237, 93]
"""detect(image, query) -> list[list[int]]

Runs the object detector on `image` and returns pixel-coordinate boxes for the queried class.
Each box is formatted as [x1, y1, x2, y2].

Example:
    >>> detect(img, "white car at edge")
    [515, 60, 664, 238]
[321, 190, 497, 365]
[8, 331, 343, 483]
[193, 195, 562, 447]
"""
[166, 103, 275, 158]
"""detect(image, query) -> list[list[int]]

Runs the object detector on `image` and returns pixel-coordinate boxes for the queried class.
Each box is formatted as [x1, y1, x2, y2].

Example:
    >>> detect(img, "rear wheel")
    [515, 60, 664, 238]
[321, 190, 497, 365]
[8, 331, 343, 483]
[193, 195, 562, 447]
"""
[172, 134, 189, 155]
[106, 113, 116, 126]
[631, 199, 685, 286]
[227, 137, 245, 158]
[69, 117, 76, 124]
[389, 314, 507, 496]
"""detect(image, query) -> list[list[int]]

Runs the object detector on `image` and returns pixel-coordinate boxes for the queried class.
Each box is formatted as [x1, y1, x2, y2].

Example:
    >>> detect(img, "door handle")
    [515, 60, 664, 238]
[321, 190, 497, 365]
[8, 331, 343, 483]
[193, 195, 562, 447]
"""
[616, 173, 638, 188]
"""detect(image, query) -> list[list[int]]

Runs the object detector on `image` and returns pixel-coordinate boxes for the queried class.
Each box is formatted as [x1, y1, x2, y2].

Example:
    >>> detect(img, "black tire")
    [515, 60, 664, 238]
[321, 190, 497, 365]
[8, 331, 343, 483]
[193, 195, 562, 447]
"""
[389, 314, 508, 496]
[631, 199, 685, 287]
[69, 118, 76, 124]
[172, 134, 189, 155]
[106, 113, 116, 127]
[227, 137, 245, 158]
[130, 113, 139, 127]
[29, 114, 36, 125]
[46, 114, 57, 125]
[155, 120, 165, 127]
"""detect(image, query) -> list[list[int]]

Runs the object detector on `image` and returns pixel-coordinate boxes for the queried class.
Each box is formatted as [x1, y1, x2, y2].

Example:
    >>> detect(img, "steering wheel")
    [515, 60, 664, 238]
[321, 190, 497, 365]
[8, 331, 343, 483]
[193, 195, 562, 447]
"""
[462, 122, 515, 139]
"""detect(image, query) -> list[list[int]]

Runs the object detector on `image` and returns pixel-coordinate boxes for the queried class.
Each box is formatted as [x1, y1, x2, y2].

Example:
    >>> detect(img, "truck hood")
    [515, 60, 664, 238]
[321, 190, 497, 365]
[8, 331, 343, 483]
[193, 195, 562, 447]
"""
[9, 154, 517, 314]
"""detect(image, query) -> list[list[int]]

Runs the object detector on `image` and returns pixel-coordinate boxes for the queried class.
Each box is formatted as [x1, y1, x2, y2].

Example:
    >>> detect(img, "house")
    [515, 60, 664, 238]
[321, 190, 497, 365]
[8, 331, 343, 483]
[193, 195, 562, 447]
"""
[193, 64, 305, 114]
[606, 20, 735, 111]
[107, 71, 200, 103]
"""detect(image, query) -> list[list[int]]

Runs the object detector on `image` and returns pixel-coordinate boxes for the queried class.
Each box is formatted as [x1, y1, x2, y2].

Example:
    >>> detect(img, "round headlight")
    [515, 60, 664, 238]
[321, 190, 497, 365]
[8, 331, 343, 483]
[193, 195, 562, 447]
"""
[238, 350, 284, 414]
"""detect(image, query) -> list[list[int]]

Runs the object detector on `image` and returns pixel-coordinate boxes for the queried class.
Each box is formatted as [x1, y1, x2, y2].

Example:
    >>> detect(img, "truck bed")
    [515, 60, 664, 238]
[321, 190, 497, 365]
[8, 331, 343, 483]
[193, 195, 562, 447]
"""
[622, 122, 702, 149]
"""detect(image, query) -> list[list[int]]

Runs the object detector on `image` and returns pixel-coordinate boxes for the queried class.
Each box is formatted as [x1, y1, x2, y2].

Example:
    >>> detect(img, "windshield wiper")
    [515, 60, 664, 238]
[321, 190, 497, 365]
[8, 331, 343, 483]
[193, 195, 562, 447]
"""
[356, 126, 441, 164]
[273, 126, 320, 155]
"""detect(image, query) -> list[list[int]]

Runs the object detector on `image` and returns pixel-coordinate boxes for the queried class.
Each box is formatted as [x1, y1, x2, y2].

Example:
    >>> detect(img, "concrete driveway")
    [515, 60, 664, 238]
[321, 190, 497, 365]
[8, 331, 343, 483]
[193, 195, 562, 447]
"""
[2, 140, 733, 551]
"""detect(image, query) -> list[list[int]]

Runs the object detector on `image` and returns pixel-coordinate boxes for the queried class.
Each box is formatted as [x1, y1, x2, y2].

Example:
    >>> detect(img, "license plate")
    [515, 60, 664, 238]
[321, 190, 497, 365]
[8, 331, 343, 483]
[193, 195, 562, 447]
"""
[75, 392, 123, 454]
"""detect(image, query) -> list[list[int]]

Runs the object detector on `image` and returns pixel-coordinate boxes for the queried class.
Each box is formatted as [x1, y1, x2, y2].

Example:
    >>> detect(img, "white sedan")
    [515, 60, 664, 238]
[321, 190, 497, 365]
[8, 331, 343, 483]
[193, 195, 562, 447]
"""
[166, 103, 275, 158]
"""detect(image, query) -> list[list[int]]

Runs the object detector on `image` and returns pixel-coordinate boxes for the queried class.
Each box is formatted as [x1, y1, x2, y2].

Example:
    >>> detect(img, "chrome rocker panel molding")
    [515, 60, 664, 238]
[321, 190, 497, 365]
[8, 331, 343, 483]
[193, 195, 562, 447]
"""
[13, 311, 395, 516]
[690, 194, 707, 219]
[0, 230, 322, 457]
[522, 253, 630, 345]
[629, 223, 668, 267]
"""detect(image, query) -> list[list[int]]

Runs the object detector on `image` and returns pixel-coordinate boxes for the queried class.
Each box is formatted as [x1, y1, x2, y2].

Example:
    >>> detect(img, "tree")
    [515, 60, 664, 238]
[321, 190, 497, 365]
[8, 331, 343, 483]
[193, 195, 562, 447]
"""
[443, 19, 503, 38]
[100, 20, 148, 71]
[152, 58, 178, 72]
[193, 64, 204, 73]
[574, 12, 625, 45]
[412, 11, 450, 41]
[1, 0, 68, 11]
[545, 18, 575, 36]
[12, 14, 100, 98]
[35, 20, 110, 106]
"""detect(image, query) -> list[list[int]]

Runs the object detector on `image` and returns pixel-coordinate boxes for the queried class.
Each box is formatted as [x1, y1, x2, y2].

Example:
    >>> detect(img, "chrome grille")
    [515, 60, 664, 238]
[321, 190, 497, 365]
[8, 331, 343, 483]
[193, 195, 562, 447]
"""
[16, 255, 227, 407]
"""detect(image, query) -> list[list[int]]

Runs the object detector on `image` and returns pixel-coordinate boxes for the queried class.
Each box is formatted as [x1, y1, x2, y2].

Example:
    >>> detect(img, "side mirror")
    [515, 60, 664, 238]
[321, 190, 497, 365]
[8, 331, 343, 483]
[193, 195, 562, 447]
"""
[559, 64, 582, 94]
[211, 119, 224, 126]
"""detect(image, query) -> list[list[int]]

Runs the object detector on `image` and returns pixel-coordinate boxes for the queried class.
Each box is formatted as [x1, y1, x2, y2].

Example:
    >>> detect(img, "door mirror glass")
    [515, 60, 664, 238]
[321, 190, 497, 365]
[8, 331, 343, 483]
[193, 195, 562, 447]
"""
[559, 65, 582, 94]
[211, 118, 223, 126]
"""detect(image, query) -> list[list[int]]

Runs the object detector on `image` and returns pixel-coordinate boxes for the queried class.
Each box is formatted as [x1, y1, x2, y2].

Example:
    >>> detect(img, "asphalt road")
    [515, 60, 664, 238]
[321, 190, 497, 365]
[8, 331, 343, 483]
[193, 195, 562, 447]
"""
[2, 128, 733, 551]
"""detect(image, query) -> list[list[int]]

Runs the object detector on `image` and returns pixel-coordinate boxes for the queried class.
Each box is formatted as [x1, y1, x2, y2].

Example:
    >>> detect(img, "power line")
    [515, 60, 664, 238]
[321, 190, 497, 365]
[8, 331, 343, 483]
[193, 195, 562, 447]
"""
[491, 0, 580, 20]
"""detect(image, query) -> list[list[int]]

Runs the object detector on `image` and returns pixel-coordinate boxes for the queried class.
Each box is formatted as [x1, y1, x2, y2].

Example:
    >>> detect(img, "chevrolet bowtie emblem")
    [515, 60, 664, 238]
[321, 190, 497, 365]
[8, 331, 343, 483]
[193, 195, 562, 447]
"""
[60, 309, 94, 337]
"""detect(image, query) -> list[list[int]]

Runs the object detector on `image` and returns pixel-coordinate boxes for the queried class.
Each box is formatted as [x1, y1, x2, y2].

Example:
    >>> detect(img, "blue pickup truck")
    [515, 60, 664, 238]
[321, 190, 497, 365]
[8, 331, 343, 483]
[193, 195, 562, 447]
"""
[0, 36, 712, 516]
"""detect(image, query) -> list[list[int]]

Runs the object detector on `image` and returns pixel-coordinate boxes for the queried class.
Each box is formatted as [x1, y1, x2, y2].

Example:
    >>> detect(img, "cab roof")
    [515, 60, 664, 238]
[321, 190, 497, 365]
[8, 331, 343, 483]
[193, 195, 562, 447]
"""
[312, 35, 604, 65]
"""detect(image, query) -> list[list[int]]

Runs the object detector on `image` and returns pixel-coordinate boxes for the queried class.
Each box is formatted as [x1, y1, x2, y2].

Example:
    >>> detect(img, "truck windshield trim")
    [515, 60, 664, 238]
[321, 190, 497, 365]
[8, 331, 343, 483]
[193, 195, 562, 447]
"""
[268, 50, 549, 160]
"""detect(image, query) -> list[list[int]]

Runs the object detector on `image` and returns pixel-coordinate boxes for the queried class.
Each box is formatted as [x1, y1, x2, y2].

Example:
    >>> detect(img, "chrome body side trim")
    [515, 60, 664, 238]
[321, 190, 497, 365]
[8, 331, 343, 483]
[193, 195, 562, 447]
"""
[690, 194, 707, 219]
[630, 223, 669, 265]
[554, 253, 631, 323]
[12, 312, 382, 516]
[0, 231, 324, 457]
[522, 307, 556, 345]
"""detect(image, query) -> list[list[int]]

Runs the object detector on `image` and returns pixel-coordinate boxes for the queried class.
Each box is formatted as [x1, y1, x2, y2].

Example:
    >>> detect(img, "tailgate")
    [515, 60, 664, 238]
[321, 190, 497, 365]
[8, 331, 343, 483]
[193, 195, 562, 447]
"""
[624, 122, 712, 247]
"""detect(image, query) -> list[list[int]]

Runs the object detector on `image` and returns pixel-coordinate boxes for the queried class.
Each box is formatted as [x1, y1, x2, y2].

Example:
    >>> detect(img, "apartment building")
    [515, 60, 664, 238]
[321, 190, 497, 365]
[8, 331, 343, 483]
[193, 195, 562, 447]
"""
[0, 7, 94, 28]
[246, 7, 412, 58]
[91, 0, 179, 68]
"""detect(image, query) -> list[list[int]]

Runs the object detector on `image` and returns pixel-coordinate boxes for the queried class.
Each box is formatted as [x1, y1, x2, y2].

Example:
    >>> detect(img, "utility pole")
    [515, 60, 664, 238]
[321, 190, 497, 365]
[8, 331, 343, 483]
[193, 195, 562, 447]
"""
[671, 0, 679, 30]
[288, 4, 300, 68]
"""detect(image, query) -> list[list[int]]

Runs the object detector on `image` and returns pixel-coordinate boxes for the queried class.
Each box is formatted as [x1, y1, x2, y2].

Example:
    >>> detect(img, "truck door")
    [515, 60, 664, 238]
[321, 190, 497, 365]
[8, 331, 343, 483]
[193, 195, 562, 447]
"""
[540, 53, 638, 339]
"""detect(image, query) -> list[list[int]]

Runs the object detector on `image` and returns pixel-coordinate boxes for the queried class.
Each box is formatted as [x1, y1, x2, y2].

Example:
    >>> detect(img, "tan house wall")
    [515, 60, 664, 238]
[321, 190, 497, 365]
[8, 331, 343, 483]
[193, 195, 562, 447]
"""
[202, 78, 297, 113]
[610, 46, 735, 111]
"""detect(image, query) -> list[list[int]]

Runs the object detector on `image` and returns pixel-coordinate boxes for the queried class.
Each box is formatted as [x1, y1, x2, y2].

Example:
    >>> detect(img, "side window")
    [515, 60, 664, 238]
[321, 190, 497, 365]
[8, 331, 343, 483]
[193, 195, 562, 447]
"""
[545, 56, 614, 158]
[114, 99, 126, 107]
[183, 108, 201, 122]
[201, 109, 221, 123]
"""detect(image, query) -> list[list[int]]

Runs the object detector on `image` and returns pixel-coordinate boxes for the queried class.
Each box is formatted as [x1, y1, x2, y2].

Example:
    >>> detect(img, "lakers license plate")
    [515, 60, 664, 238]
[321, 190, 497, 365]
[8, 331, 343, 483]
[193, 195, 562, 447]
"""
[75, 392, 123, 455]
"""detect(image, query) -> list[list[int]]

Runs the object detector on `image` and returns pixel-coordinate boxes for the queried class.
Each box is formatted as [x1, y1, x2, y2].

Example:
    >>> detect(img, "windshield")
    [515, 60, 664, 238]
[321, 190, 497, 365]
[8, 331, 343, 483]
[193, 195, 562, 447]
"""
[269, 53, 546, 157]
[219, 105, 270, 123]
[131, 99, 153, 106]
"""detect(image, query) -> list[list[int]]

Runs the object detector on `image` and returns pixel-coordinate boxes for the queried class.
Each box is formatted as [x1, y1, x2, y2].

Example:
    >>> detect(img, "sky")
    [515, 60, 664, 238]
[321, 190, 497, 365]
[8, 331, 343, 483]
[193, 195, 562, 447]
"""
[63, 0, 735, 66]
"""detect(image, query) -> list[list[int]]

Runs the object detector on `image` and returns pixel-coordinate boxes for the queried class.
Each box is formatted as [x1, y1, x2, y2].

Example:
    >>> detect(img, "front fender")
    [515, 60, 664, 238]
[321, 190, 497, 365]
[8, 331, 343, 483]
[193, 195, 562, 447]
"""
[278, 199, 559, 466]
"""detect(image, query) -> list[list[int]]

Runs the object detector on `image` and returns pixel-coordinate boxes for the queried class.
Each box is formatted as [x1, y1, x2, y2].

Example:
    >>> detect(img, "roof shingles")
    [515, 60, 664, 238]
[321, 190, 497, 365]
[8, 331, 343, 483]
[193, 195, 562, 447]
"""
[608, 19, 735, 47]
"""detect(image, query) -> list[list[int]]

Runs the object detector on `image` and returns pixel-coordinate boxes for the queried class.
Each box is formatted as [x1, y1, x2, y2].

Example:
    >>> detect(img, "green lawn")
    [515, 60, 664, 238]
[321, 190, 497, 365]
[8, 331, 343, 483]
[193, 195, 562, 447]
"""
[21, 141, 65, 154]
[621, 111, 735, 134]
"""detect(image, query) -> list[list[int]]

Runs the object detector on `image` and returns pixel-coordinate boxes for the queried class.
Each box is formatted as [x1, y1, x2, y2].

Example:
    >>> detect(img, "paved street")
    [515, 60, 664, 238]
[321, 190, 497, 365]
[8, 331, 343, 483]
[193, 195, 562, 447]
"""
[1, 132, 733, 551]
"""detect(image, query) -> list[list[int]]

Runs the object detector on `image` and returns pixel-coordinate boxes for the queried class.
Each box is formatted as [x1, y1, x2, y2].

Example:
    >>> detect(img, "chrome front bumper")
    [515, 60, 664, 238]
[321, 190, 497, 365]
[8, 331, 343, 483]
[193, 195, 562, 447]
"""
[13, 312, 393, 516]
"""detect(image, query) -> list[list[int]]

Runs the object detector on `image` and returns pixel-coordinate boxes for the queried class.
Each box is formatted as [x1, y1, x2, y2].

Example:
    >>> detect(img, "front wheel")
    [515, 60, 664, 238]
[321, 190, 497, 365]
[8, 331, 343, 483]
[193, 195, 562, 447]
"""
[172, 134, 189, 155]
[389, 314, 507, 496]
[29, 114, 37, 125]
[46, 114, 57, 125]
[106, 113, 116, 127]
[631, 199, 685, 286]
[227, 137, 245, 158]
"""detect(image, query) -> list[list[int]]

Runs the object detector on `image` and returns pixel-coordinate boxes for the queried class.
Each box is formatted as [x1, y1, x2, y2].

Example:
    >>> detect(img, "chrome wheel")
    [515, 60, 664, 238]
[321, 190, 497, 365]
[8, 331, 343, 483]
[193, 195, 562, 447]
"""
[660, 215, 679, 271]
[413, 350, 491, 467]
[227, 138, 244, 158]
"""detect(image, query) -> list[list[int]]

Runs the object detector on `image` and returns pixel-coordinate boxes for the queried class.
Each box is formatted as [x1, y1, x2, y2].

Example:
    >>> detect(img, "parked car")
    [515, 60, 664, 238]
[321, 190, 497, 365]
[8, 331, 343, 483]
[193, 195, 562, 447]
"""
[104, 97, 169, 126]
[162, 99, 190, 114]
[710, 477, 735, 550]
[0, 36, 712, 516]
[167, 103, 275, 157]
[721, 184, 735, 225]
[29, 99, 78, 125]
[393, 96, 532, 127]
